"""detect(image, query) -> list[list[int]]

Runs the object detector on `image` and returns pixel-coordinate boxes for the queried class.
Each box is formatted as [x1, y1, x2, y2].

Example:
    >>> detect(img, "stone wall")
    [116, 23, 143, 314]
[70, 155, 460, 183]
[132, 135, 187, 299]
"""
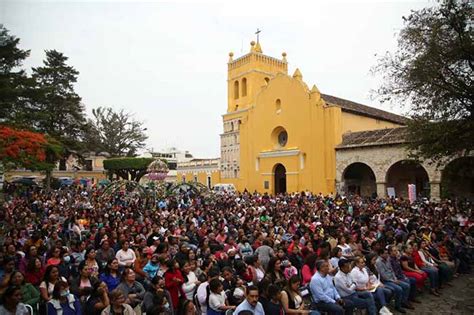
[336, 144, 442, 200]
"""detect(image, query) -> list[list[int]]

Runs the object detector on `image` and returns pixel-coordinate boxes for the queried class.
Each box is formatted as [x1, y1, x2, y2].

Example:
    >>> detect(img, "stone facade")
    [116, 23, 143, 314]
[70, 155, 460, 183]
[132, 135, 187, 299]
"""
[336, 143, 442, 200]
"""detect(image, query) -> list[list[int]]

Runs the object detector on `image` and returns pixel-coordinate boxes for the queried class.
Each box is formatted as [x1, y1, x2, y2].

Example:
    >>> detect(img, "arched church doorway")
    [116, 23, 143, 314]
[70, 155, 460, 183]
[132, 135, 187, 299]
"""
[386, 160, 430, 198]
[342, 163, 376, 197]
[441, 157, 474, 200]
[274, 163, 286, 194]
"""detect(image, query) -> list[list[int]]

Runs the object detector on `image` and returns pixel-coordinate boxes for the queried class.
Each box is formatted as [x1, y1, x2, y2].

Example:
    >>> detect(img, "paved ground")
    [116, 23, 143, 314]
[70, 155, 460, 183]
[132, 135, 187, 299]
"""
[402, 272, 474, 315]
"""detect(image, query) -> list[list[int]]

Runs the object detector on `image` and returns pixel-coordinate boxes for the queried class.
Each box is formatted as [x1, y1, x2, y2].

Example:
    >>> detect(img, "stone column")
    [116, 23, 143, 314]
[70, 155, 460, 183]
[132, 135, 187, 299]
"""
[376, 181, 386, 198]
[430, 181, 441, 201]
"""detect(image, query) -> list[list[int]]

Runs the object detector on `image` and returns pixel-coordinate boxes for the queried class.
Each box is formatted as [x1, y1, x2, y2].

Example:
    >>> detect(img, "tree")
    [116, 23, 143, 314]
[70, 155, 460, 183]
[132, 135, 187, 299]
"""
[0, 126, 47, 169]
[30, 50, 88, 188]
[103, 157, 155, 182]
[31, 50, 87, 147]
[85, 106, 148, 157]
[0, 25, 32, 126]
[374, 0, 473, 162]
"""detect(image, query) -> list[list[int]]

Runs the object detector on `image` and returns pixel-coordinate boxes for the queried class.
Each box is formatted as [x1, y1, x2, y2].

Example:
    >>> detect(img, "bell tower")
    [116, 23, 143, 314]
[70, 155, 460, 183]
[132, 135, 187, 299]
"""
[226, 41, 288, 113]
[221, 40, 288, 180]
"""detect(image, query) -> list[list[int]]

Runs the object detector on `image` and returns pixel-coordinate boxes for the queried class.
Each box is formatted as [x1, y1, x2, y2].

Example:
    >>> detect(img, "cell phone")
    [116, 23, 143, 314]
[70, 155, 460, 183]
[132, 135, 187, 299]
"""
[299, 288, 309, 297]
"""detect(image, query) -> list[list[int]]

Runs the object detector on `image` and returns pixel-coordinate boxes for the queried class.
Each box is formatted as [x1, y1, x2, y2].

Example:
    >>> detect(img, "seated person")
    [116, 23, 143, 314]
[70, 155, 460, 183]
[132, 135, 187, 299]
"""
[309, 260, 354, 315]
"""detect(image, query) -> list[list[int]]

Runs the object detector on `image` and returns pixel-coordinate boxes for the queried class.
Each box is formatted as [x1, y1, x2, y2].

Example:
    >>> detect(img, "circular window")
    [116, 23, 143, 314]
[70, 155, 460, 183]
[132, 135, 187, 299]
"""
[278, 130, 288, 147]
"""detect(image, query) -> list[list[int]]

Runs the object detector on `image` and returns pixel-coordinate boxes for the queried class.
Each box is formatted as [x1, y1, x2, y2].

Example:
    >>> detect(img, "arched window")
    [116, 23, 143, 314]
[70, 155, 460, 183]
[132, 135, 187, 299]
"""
[234, 81, 239, 99]
[276, 99, 281, 112]
[230, 122, 234, 131]
[241, 77, 247, 97]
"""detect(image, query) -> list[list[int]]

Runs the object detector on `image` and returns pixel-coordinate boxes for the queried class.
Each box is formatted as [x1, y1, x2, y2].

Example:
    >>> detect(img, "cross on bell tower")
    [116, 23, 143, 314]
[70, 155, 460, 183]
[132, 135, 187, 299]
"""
[255, 28, 261, 43]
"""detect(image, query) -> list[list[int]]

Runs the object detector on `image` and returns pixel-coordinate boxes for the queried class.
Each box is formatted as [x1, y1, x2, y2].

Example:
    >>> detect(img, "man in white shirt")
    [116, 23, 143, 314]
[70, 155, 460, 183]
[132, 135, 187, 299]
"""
[334, 259, 376, 315]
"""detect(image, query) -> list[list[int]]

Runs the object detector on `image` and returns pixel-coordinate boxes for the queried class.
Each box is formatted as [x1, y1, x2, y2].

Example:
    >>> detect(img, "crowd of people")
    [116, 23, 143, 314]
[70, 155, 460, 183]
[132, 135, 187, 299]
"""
[0, 184, 472, 315]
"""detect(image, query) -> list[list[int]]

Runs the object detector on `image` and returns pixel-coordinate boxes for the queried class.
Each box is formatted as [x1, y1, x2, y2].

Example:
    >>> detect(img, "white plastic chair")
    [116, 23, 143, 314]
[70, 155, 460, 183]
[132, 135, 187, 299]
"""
[25, 304, 33, 315]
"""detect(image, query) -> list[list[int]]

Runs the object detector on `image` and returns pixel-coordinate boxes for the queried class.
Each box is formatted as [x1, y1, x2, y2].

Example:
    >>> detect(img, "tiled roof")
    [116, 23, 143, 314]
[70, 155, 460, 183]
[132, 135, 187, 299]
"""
[336, 127, 409, 149]
[322, 94, 408, 125]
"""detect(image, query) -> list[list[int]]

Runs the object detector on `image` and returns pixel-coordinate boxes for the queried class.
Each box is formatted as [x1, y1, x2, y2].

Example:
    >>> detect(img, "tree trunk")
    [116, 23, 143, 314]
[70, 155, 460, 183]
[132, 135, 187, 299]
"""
[45, 169, 52, 192]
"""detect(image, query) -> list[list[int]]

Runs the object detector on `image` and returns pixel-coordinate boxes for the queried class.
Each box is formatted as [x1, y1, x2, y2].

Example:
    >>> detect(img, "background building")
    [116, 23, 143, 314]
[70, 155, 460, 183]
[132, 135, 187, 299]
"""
[4, 151, 109, 184]
[178, 41, 414, 196]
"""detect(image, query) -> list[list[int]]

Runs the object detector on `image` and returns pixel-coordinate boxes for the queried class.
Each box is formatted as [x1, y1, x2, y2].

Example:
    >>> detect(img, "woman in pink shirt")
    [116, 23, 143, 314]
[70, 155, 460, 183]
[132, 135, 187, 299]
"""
[301, 253, 317, 285]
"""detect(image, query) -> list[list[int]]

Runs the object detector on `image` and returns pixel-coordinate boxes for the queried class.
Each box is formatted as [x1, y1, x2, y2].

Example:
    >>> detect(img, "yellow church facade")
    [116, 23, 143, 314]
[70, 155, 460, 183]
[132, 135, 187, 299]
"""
[178, 41, 406, 195]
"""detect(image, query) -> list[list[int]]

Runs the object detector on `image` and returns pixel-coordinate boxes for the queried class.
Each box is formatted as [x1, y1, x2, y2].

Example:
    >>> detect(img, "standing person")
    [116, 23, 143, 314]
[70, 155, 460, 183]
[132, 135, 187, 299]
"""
[207, 278, 235, 315]
[351, 256, 393, 315]
[234, 285, 265, 315]
[164, 260, 185, 312]
[309, 260, 354, 315]
[47, 281, 82, 315]
[375, 249, 413, 314]
[0, 286, 30, 315]
[333, 259, 375, 315]
[101, 289, 136, 315]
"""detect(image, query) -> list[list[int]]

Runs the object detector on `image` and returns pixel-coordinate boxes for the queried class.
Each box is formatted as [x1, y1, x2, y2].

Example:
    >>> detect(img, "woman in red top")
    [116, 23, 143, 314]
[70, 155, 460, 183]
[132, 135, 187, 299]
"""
[24, 257, 45, 286]
[301, 253, 317, 285]
[411, 242, 440, 296]
[164, 259, 185, 311]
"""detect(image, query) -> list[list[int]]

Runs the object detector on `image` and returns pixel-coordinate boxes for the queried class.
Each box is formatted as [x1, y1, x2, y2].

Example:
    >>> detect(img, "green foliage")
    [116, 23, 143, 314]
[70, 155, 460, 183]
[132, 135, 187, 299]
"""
[103, 157, 155, 182]
[85, 106, 148, 157]
[30, 50, 88, 150]
[103, 157, 155, 170]
[0, 25, 32, 126]
[374, 0, 473, 162]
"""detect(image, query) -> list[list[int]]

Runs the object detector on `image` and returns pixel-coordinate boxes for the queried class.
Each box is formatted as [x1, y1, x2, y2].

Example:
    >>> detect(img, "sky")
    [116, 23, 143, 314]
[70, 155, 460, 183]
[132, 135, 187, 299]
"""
[1, 0, 434, 158]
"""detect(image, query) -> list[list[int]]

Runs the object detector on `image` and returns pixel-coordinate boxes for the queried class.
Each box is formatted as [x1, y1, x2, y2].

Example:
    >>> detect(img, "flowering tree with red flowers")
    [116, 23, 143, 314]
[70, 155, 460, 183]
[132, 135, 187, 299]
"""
[0, 126, 48, 169]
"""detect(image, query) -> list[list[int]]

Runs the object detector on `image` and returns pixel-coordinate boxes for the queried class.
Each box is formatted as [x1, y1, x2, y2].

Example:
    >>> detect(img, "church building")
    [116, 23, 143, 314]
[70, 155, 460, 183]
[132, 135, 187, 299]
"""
[177, 41, 472, 200]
